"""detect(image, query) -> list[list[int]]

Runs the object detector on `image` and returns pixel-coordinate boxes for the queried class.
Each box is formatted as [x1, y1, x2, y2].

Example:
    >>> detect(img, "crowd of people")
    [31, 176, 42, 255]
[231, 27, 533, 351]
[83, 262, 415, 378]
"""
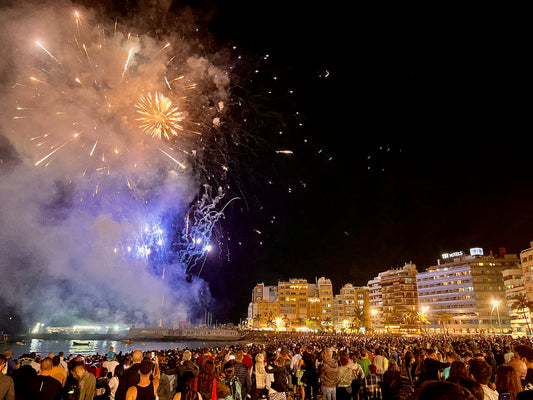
[3, 333, 533, 400]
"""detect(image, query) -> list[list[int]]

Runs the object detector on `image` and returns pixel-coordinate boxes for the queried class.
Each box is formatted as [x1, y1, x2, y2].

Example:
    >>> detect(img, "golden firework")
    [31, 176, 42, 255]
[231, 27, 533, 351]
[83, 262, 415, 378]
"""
[136, 92, 184, 140]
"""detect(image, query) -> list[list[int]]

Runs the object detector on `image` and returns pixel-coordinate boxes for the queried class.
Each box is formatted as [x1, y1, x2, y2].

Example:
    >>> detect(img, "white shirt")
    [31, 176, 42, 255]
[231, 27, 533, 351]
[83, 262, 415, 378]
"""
[482, 386, 499, 400]
[103, 360, 119, 375]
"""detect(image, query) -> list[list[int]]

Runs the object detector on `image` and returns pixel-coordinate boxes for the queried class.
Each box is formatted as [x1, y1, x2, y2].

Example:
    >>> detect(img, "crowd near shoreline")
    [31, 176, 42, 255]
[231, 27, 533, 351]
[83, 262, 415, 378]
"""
[3, 332, 533, 399]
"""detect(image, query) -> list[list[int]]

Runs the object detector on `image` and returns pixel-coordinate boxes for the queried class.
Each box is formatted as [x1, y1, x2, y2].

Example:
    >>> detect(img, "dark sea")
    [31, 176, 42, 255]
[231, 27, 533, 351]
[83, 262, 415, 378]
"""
[0, 338, 251, 359]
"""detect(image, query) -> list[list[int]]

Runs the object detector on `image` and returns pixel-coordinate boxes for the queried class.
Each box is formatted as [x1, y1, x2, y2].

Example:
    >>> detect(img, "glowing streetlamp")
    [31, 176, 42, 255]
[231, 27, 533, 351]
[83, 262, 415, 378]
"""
[492, 300, 503, 334]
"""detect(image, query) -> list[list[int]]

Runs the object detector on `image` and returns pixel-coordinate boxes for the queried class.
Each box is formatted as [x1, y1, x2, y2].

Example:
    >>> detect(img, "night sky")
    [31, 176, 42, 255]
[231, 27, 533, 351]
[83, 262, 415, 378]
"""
[197, 2, 532, 322]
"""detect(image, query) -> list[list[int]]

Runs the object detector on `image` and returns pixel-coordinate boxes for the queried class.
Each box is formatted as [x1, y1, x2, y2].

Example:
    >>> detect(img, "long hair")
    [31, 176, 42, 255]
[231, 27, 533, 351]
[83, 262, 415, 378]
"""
[496, 365, 522, 400]
[197, 359, 217, 398]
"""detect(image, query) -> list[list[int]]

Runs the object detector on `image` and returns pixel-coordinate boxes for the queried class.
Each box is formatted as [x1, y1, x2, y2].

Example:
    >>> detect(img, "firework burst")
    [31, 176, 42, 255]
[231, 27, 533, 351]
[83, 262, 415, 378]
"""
[136, 92, 184, 140]
[7, 8, 226, 192]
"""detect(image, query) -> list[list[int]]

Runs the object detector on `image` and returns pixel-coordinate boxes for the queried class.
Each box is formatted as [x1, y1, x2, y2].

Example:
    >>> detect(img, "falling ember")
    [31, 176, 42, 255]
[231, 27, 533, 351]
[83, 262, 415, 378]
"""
[35, 41, 61, 64]
[90, 141, 98, 156]
[276, 150, 294, 154]
[121, 47, 134, 82]
[152, 42, 171, 59]
[159, 148, 186, 169]
[136, 92, 184, 140]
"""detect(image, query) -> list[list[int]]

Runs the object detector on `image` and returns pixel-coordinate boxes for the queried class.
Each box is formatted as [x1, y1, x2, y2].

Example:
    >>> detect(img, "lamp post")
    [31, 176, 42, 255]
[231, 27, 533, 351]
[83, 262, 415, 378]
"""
[492, 300, 503, 334]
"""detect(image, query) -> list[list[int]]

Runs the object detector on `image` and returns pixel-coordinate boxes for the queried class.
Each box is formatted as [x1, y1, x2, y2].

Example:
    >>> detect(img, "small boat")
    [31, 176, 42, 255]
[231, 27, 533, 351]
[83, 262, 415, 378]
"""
[121, 339, 134, 344]
[72, 341, 90, 346]
[16, 342, 24, 345]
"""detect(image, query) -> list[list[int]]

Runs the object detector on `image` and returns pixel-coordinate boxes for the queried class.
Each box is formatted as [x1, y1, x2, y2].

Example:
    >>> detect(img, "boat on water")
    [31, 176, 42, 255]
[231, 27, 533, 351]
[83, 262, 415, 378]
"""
[72, 341, 91, 346]
[121, 340, 134, 344]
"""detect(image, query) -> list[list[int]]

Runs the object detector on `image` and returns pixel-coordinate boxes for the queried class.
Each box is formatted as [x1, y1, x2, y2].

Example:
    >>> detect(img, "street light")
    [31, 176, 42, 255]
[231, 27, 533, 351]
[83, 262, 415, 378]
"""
[492, 300, 503, 334]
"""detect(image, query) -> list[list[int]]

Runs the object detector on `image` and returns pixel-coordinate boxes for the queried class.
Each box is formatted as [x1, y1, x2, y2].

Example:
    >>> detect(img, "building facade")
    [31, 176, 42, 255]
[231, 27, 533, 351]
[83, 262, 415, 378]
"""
[417, 249, 516, 333]
[381, 263, 419, 331]
[318, 277, 334, 329]
[521, 242, 533, 303]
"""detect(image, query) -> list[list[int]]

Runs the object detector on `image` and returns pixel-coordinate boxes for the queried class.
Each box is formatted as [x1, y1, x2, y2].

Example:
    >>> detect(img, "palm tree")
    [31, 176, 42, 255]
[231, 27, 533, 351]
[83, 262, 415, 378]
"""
[511, 293, 533, 335]
[434, 311, 454, 334]
[322, 316, 333, 330]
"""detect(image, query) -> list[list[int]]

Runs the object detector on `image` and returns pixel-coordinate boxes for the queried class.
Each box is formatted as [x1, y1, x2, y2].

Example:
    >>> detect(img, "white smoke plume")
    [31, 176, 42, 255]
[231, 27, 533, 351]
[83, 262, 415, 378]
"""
[0, 0, 232, 328]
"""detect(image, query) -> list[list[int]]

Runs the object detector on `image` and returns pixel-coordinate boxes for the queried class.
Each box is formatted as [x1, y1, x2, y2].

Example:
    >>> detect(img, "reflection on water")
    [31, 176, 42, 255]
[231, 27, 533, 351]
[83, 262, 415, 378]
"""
[1, 339, 243, 359]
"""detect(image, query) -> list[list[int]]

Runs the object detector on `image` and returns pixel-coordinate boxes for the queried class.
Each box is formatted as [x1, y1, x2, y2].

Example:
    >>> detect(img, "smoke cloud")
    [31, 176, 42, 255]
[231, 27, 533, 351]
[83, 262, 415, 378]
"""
[0, 0, 232, 328]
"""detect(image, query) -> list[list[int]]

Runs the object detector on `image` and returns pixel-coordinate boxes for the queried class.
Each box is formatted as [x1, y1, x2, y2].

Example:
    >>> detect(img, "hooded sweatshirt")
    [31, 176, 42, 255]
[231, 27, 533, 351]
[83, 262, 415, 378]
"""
[318, 359, 339, 388]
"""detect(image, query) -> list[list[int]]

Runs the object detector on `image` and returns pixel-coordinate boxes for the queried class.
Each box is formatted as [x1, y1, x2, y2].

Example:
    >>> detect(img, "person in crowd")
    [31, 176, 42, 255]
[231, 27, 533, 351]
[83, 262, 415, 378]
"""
[95, 367, 111, 400]
[469, 359, 498, 400]
[373, 348, 386, 381]
[0, 355, 15, 400]
[178, 350, 200, 392]
[447, 361, 470, 383]
[336, 356, 353, 400]
[505, 348, 516, 364]
[357, 350, 371, 378]
[514, 345, 533, 390]
[108, 364, 124, 400]
[103, 356, 119, 378]
[221, 361, 242, 400]
[252, 353, 268, 400]
[31, 355, 42, 374]
[173, 371, 202, 400]
[363, 364, 382, 400]
[318, 348, 338, 400]
[419, 349, 449, 384]
[301, 348, 319, 400]
[495, 365, 522, 400]
[28, 357, 62, 400]
[413, 380, 477, 400]
[233, 350, 251, 400]
[3, 352, 15, 378]
[265, 352, 289, 400]
[454, 378, 484, 400]
[442, 352, 461, 380]
[58, 353, 68, 371]
[381, 359, 402, 400]
[72, 360, 97, 400]
[116, 350, 144, 400]
[197, 359, 227, 400]
[125, 359, 160, 400]
[50, 356, 67, 387]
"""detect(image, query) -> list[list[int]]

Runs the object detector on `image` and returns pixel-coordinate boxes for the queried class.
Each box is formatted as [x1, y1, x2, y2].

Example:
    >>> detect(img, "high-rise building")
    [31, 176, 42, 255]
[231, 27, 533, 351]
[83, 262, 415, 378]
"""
[502, 266, 529, 335]
[381, 263, 419, 331]
[417, 248, 516, 333]
[318, 277, 334, 328]
[278, 279, 310, 328]
[248, 283, 278, 329]
[521, 242, 533, 302]
[333, 284, 370, 331]
[368, 273, 384, 331]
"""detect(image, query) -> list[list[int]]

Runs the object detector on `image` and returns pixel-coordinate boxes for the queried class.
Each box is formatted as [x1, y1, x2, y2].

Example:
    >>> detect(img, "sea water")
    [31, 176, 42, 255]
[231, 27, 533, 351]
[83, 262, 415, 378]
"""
[0, 338, 247, 359]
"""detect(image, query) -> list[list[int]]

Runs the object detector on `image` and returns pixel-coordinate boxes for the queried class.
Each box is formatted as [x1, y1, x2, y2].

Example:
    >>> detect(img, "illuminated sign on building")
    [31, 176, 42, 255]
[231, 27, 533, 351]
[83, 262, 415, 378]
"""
[470, 247, 484, 256]
[442, 251, 464, 259]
